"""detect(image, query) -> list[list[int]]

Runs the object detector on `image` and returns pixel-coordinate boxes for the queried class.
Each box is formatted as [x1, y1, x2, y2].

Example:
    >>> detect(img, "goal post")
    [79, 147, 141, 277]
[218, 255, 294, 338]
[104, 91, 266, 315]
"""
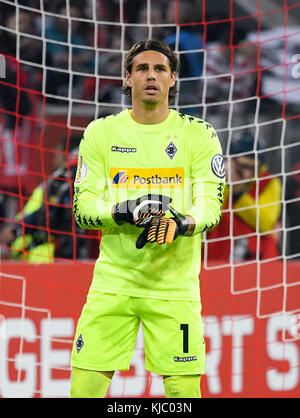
[0, 0, 300, 398]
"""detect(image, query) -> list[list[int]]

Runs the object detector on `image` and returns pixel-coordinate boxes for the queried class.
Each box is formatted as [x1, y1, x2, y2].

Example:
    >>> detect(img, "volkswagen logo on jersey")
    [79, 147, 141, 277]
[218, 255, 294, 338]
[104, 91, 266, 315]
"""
[112, 171, 129, 184]
[211, 154, 225, 178]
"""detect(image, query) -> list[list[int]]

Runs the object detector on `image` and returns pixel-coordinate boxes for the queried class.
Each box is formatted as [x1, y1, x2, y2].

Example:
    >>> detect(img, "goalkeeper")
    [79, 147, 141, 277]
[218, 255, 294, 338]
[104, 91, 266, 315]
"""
[70, 39, 225, 398]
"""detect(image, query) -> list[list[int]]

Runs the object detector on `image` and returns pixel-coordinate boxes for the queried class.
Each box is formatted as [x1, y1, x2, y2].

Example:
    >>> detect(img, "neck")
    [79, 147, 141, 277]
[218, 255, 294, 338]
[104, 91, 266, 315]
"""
[130, 100, 170, 125]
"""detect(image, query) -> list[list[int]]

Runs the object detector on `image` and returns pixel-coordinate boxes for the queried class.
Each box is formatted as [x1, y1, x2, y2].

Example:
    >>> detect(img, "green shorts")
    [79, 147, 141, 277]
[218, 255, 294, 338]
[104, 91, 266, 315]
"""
[71, 291, 205, 376]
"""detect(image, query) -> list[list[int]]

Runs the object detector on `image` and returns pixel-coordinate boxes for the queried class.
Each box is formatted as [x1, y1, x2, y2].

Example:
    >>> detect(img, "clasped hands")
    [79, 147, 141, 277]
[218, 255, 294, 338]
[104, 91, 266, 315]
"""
[112, 194, 189, 249]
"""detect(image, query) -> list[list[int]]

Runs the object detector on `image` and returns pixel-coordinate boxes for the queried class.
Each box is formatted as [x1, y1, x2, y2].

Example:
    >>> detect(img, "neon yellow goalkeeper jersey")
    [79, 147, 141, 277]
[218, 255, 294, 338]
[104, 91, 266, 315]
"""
[73, 109, 225, 301]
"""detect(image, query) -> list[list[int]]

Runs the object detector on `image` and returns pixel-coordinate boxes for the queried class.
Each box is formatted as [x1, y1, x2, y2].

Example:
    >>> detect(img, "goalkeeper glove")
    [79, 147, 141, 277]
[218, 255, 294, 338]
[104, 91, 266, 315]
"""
[136, 206, 191, 249]
[112, 194, 172, 226]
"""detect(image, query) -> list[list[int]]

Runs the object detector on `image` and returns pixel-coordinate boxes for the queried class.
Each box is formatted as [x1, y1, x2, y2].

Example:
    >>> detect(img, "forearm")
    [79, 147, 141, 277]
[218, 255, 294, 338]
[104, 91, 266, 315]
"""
[188, 198, 222, 235]
[186, 179, 224, 235]
[73, 188, 116, 230]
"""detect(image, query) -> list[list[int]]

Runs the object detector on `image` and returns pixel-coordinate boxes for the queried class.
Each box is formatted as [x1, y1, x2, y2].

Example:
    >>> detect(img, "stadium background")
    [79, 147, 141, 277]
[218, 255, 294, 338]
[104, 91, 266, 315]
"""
[0, 0, 300, 398]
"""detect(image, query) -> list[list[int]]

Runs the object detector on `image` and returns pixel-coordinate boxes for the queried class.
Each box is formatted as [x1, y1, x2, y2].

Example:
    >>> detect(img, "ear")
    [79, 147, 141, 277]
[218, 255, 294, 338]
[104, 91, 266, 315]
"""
[170, 71, 176, 88]
[125, 71, 132, 87]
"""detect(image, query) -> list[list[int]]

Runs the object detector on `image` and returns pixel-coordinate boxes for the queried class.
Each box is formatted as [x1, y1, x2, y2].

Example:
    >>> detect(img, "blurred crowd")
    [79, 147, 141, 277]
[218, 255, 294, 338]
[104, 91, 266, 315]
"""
[0, 0, 257, 105]
[0, 0, 300, 262]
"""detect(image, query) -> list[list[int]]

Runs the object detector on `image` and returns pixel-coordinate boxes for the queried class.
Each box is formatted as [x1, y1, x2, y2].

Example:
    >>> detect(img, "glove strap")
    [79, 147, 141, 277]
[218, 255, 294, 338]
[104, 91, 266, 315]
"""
[168, 206, 189, 235]
[112, 202, 132, 225]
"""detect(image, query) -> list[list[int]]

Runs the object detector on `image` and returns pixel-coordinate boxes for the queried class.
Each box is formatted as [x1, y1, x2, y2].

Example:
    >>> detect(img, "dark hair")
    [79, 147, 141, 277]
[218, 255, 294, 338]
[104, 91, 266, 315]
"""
[121, 39, 179, 101]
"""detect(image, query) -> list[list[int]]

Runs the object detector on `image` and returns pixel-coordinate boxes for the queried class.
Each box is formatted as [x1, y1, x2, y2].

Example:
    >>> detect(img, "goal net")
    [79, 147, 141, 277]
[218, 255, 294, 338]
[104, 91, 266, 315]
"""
[0, 0, 300, 398]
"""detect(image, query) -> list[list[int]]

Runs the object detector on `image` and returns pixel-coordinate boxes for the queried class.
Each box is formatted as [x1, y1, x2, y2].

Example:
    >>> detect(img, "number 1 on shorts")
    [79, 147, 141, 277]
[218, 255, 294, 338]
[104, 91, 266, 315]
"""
[180, 323, 189, 353]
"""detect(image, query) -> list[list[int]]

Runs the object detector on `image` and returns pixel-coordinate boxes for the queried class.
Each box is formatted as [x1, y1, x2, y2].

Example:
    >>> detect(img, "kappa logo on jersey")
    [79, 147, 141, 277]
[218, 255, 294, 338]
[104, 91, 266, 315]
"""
[111, 167, 184, 189]
[112, 171, 129, 184]
[174, 356, 197, 362]
[211, 154, 225, 178]
[111, 146, 137, 153]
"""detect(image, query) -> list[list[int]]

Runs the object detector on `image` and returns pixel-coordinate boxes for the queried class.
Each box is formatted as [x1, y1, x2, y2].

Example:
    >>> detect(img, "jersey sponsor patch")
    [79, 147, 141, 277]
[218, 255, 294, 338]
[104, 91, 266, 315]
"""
[110, 167, 184, 189]
[211, 154, 225, 178]
[112, 171, 129, 185]
[75, 155, 88, 184]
